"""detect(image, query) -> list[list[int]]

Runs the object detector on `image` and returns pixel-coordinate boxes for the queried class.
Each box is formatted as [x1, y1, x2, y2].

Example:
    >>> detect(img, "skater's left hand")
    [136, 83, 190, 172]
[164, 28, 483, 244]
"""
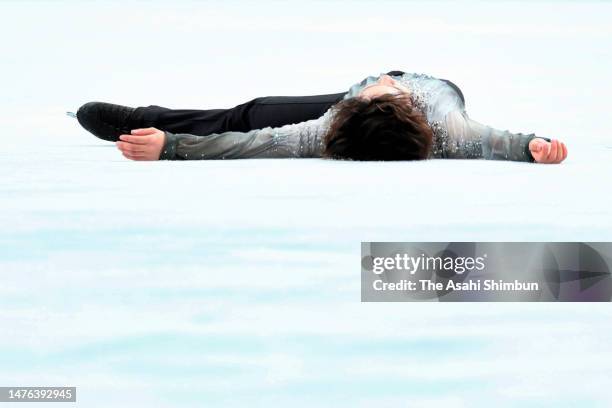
[116, 128, 165, 161]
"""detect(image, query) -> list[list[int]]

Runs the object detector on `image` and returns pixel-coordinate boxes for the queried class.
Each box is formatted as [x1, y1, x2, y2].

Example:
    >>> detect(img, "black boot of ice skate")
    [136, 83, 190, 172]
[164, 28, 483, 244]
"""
[75, 102, 142, 142]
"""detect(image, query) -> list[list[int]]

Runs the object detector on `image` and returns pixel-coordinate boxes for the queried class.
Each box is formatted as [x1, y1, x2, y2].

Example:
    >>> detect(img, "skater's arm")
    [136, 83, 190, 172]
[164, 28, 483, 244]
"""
[115, 111, 333, 161]
[438, 110, 566, 163]
[160, 128, 300, 160]
[159, 111, 332, 160]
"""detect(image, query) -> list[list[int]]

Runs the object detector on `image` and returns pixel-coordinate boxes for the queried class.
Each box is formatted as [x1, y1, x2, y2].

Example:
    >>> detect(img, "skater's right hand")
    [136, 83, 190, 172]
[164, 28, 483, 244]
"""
[528, 138, 568, 164]
[116, 127, 165, 161]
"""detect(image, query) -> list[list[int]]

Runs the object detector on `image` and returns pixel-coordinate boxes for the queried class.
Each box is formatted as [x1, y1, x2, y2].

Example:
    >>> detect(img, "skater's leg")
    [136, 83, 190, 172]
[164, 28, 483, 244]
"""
[134, 92, 347, 136]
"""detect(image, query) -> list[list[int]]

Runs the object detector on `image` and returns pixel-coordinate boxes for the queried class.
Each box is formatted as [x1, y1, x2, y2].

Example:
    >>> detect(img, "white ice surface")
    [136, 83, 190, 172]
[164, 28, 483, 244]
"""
[1, 1, 612, 407]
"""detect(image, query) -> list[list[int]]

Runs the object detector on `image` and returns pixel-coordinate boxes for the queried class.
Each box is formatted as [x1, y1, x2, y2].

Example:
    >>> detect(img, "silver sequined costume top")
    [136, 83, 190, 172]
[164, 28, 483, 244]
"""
[159, 72, 541, 162]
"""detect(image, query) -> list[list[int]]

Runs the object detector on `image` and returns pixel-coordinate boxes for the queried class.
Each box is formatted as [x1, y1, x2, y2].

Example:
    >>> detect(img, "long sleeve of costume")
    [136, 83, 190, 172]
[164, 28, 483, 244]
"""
[387, 72, 550, 163]
[433, 109, 549, 162]
[158, 110, 333, 160]
[433, 110, 550, 162]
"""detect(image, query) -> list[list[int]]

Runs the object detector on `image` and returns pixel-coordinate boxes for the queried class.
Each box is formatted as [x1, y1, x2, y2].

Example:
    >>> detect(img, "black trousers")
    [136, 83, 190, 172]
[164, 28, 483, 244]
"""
[133, 71, 464, 136]
[133, 91, 347, 136]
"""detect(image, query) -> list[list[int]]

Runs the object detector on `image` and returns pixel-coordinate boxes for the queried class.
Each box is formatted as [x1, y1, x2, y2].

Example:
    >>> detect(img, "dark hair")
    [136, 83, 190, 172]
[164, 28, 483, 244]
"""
[323, 94, 433, 161]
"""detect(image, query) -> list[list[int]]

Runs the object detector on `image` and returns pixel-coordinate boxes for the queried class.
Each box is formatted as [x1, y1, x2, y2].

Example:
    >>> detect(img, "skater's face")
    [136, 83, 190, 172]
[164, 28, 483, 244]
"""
[359, 74, 410, 100]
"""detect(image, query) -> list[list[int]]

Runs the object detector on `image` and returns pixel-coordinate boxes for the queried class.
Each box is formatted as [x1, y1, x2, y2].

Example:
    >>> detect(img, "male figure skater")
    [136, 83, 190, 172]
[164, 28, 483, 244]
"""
[75, 70, 567, 164]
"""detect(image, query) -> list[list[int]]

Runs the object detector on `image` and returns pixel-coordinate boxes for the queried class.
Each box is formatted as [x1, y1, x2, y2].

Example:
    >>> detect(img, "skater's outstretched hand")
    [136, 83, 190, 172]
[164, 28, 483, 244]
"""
[116, 128, 165, 161]
[528, 138, 568, 164]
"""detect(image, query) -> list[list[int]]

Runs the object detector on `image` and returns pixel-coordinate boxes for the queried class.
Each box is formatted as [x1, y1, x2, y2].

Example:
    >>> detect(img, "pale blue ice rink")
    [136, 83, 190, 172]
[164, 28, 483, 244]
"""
[1, 1, 612, 406]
